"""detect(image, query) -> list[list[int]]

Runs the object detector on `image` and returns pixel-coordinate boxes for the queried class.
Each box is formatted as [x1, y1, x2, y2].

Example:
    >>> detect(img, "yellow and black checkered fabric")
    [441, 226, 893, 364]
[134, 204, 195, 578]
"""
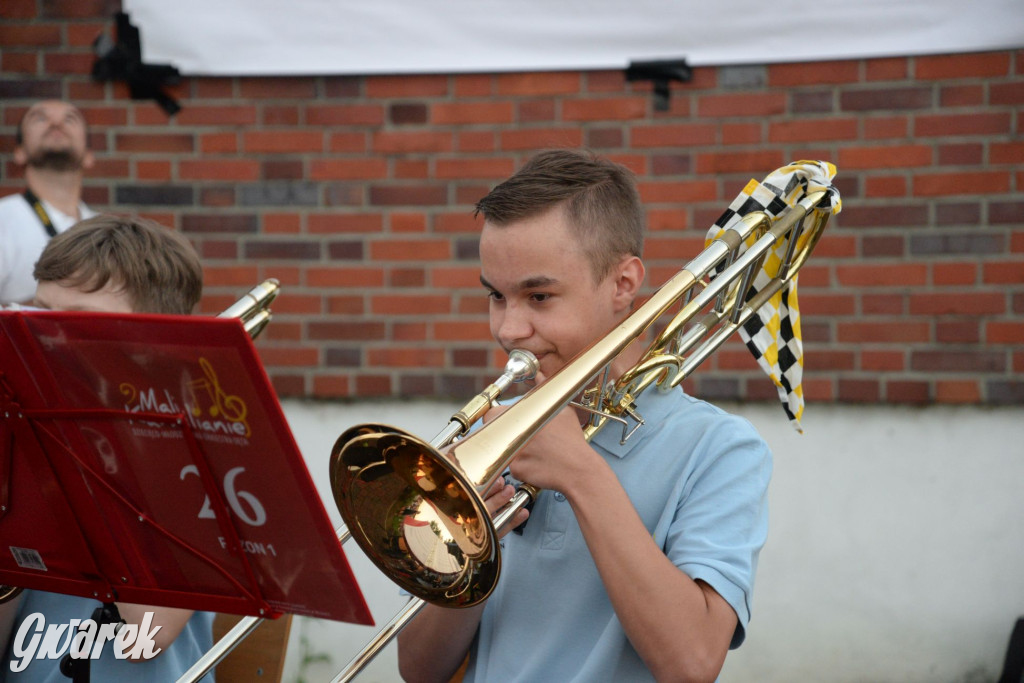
[704, 160, 842, 432]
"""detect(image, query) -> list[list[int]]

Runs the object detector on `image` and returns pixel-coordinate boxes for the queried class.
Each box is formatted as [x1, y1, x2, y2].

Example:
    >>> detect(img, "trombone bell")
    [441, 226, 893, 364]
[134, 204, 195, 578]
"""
[331, 426, 500, 607]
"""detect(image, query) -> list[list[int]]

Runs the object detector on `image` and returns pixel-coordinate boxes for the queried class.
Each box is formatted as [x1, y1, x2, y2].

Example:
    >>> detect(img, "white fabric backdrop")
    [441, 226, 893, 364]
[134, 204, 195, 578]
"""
[124, 0, 1024, 75]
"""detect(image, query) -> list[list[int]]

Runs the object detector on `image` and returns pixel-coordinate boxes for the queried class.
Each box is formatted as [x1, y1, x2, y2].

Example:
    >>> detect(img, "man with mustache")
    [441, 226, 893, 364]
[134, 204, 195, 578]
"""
[0, 100, 96, 306]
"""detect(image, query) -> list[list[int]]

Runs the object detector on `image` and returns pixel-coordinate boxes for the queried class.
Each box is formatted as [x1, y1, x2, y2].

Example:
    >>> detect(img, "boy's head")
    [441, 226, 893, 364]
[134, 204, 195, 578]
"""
[476, 150, 646, 378]
[33, 215, 203, 315]
[474, 148, 644, 281]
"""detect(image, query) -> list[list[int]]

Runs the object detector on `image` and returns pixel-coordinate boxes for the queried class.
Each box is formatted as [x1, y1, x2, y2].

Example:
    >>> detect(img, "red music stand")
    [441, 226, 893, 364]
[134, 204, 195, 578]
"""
[0, 309, 372, 626]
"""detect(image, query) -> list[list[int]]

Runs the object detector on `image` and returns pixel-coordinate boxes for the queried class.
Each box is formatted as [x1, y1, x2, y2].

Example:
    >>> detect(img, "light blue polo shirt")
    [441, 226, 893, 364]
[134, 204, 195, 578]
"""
[2, 590, 214, 682]
[465, 387, 771, 682]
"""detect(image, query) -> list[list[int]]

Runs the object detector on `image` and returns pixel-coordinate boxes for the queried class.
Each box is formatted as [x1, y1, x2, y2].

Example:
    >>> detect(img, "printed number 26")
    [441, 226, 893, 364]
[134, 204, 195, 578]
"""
[178, 465, 268, 527]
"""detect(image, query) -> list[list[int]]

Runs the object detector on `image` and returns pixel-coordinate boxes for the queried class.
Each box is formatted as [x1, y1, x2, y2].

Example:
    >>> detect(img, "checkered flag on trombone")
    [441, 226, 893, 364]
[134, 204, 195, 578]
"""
[704, 160, 842, 432]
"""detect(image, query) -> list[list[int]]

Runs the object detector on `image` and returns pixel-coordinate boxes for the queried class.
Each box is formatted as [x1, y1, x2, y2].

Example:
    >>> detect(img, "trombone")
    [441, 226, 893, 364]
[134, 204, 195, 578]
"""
[325, 167, 838, 676]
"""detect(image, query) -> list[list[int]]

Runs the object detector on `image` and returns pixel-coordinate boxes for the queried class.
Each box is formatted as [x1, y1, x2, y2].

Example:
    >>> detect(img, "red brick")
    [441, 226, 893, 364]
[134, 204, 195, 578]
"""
[238, 77, 316, 99]
[937, 143, 983, 166]
[454, 74, 492, 97]
[307, 104, 384, 126]
[836, 263, 927, 287]
[940, 85, 984, 107]
[864, 116, 910, 139]
[496, 72, 581, 96]
[0, 0, 35, 18]
[983, 262, 1024, 284]
[258, 346, 319, 367]
[932, 262, 978, 286]
[695, 150, 785, 174]
[862, 350, 905, 371]
[935, 380, 981, 404]
[179, 160, 261, 181]
[991, 142, 1024, 165]
[390, 213, 427, 233]
[887, 381, 930, 404]
[432, 267, 481, 288]
[435, 157, 515, 179]
[372, 131, 453, 154]
[308, 213, 383, 233]
[116, 133, 194, 153]
[562, 97, 647, 121]
[204, 265, 262, 286]
[799, 293, 856, 316]
[434, 212, 479, 233]
[244, 131, 323, 153]
[199, 133, 239, 154]
[721, 123, 762, 145]
[839, 144, 932, 169]
[366, 75, 449, 98]
[434, 321, 492, 342]
[909, 292, 1005, 315]
[913, 171, 1011, 196]
[370, 239, 451, 261]
[916, 52, 1011, 79]
[312, 375, 350, 397]
[865, 57, 908, 81]
[638, 181, 718, 204]
[310, 158, 388, 180]
[500, 128, 583, 150]
[837, 379, 880, 403]
[991, 82, 1024, 105]
[697, 93, 786, 118]
[175, 105, 258, 126]
[0, 24, 61, 46]
[915, 112, 1012, 137]
[394, 159, 428, 179]
[631, 124, 716, 148]
[371, 295, 451, 315]
[368, 347, 445, 368]
[457, 131, 497, 152]
[263, 214, 301, 234]
[328, 133, 368, 153]
[135, 160, 172, 181]
[263, 106, 300, 126]
[838, 321, 930, 343]
[987, 321, 1024, 344]
[769, 60, 860, 86]
[769, 118, 858, 143]
[864, 175, 908, 198]
[936, 321, 980, 344]
[43, 52, 94, 74]
[646, 209, 689, 232]
[2, 52, 37, 72]
[306, 267, 384, 288]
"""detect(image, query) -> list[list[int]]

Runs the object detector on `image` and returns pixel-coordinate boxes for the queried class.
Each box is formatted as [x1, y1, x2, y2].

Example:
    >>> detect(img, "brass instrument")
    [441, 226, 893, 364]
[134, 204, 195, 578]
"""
[329, 174, 837, 617]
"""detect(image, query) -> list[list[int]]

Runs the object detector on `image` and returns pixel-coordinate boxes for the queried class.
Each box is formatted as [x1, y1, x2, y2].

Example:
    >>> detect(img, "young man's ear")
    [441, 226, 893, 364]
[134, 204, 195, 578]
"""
[611, 255, 645, 313]
[13, 145, 27, 167]
[81, 149, 95, 171]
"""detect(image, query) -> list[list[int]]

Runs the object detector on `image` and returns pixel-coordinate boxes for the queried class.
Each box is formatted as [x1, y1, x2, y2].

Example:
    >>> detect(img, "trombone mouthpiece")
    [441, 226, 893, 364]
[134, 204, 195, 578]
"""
[506, 349, 539, 383]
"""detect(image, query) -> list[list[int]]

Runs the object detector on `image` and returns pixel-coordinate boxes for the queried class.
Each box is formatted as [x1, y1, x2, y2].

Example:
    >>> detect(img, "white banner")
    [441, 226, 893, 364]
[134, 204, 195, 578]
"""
[124, 0, 1024, 76]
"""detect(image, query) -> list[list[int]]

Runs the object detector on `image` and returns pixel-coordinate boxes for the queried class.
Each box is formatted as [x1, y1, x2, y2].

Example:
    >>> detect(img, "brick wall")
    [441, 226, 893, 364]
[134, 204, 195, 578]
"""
[2, 3, 1022, 405]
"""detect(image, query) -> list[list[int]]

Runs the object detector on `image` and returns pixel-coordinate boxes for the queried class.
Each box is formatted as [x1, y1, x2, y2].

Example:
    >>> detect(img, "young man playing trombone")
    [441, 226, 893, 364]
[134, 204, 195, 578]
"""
[397, 149, 772, 682]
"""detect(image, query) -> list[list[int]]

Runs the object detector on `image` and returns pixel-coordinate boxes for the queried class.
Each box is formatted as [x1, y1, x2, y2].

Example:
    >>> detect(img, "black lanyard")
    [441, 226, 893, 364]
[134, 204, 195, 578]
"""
[22, 188, 58, 238]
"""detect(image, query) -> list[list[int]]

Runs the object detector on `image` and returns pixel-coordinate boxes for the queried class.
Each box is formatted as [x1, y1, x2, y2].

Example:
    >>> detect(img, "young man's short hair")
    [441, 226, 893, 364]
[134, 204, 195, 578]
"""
[34, 215, 203, 315]
[474, 148, 645, 280]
